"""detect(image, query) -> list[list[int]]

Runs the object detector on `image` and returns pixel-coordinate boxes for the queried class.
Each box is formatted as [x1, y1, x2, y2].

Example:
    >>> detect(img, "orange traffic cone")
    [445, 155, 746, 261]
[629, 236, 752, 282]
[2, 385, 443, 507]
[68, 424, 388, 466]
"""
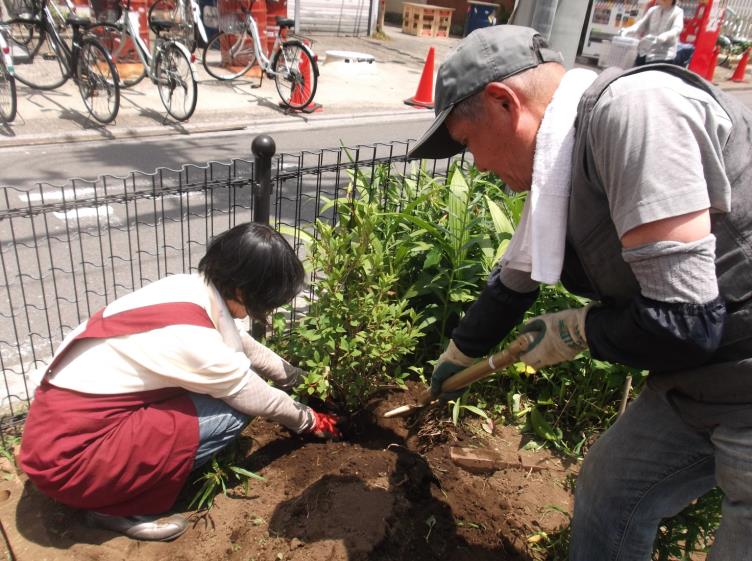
[284, 51, 322, 113]
[730, 48, 750, 83]
[404, 47, 435, 109]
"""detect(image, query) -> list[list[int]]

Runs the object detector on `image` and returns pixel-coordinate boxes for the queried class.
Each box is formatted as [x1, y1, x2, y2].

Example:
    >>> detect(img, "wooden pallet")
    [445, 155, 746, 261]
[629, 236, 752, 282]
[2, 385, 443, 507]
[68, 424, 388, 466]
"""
[402, 2, 454, 38]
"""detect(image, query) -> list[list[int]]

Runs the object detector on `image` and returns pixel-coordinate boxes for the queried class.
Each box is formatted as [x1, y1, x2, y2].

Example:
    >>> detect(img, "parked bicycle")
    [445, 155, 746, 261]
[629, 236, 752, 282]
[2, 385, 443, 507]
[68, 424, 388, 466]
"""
[147, 0, 208, 53]
[201, 1, 318, 110]
[717, 7, 751, 68]
[5, 0, 120, 124]
[0, 21, 18, 122]
[88, 0, 198, 121]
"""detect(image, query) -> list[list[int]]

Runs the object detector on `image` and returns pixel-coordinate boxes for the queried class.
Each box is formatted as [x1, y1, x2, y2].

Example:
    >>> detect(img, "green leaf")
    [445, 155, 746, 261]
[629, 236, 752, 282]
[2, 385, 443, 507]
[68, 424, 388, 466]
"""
[423, 249, 442, 269]
[460, 404, 489, 419]
[485, 195, 516, 235]
[229, 466, 266, 481]
[530, 407, 559, 442]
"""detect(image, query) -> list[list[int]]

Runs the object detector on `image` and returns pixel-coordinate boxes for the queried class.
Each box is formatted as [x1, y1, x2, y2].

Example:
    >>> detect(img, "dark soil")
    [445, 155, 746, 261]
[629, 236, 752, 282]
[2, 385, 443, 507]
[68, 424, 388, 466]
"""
[2, 385, 575, 561]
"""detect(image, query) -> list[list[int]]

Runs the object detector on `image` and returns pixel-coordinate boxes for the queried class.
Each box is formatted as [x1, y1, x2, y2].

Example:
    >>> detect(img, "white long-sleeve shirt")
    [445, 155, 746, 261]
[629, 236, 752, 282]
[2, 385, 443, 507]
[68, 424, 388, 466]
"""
[623, 5, 684, 62]
[47, 273, 312, 431]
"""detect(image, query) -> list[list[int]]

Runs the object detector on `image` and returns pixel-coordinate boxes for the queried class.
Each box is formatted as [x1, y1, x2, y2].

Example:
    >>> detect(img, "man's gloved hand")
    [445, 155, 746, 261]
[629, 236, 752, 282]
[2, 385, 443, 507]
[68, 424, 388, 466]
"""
[519, 306, 592, 370]
[305, 409, 342, 439]
[431, 340, 476, 401]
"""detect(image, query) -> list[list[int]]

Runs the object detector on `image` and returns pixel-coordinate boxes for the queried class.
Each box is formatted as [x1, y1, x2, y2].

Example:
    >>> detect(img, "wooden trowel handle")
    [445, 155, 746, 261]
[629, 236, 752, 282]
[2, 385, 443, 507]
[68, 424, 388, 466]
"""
[415, 331, 536, 407]
[442, 332, 536, 392]
[383, 332, 537, 418]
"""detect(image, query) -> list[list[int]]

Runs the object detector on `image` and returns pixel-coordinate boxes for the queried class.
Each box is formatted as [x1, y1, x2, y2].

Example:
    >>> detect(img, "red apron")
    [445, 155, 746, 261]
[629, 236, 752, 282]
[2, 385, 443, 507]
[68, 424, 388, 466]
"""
[20, 302, 215, 516]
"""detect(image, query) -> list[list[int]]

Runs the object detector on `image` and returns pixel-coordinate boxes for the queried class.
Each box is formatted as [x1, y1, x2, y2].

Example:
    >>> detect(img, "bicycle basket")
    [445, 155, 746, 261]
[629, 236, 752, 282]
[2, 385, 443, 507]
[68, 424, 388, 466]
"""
[5, 0, 42, 18]
[89, 0, 122, 23]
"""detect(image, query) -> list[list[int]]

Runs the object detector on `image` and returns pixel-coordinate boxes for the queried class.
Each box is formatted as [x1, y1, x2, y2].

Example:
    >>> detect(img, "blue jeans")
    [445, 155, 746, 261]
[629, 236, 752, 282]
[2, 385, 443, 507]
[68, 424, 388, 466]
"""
[570, 384, 752, 560]
[189, 393, 249, 471]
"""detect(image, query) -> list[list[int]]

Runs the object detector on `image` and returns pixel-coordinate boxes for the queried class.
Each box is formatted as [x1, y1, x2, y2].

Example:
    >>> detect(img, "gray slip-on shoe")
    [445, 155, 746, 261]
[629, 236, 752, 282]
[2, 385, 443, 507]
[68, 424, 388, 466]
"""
[86, 511, 188, 541]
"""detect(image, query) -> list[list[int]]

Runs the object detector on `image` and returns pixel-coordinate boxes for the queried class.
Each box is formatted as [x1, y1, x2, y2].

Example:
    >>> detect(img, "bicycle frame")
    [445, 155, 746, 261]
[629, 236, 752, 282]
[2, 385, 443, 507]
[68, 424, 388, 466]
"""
[120, 11, 154, 71]
[36, 1, 75, 74]
[245, 12, 272, 69]
[117, 9, 195, 82]
[0, 25, 15, 76]
[47, 0, 77, 29]
[187, 0, 207, 45]
[238, 12, 309, 77]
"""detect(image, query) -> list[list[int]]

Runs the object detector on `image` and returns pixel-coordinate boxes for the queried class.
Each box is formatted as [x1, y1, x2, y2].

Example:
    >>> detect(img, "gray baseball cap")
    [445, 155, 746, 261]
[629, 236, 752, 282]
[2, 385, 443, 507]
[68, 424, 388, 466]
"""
[408, 25, 564, 160]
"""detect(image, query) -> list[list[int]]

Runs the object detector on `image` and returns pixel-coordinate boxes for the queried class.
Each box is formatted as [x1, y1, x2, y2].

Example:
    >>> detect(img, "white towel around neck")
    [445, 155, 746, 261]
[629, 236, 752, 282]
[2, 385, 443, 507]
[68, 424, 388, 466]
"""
[501, 68, 598, 285]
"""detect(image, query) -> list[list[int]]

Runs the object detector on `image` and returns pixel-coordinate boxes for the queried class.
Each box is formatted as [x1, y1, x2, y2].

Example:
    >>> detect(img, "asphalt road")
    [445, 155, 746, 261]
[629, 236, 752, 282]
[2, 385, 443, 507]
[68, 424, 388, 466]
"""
[0, 113, 435, 188]
[1, 88, 750, 189]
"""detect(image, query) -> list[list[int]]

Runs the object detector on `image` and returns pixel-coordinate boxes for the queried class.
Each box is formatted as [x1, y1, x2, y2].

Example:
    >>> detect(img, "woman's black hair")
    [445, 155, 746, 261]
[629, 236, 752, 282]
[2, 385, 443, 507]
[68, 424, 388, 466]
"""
[198, 223, 304, 319]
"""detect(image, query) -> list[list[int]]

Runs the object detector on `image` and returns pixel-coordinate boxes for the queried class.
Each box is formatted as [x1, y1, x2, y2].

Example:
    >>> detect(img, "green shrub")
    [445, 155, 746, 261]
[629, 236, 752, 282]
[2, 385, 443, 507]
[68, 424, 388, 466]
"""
[274, 167, 424, 410]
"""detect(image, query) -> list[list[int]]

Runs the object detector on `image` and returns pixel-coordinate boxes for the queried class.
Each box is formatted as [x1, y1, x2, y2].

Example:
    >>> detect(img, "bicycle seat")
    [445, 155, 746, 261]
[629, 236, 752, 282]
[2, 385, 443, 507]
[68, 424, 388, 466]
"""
[65, 15, 93, 28]
[276, 17, 295, 28]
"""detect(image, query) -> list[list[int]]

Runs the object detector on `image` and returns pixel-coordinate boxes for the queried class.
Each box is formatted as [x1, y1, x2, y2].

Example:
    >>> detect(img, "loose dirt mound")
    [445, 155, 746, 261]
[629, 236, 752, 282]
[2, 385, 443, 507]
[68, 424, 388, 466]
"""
[3, 388, 574, 561]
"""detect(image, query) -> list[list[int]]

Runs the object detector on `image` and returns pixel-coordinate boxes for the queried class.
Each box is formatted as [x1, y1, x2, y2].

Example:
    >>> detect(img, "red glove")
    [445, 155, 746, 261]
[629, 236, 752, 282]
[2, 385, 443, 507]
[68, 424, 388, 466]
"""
[306, 410, 341, 439]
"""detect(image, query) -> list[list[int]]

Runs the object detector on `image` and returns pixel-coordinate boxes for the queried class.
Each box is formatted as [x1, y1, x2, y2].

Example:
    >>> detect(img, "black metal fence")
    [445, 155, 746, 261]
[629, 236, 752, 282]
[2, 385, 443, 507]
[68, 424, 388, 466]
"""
[0, 136, 457, 443]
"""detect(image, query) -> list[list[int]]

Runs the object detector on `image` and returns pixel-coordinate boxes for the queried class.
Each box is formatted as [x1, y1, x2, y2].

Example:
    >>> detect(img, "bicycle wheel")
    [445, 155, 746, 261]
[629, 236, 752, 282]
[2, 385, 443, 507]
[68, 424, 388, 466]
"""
[88, 23, 147, 87]
[8, 22, 69, 90]
[76, 37, 120, 124]
[7, 18, 37, 47]
[154, 42, 197, 121]
[0, 60, 17, 123]
[272, 39, 318, 110]
[202, 30, 256, 80]
[148, 0, 196, 52]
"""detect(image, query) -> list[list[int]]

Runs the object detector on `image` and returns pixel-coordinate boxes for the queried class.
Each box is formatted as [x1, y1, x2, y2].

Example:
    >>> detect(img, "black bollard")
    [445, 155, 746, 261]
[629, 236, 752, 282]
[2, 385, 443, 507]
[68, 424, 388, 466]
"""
[251, 134, 276, 339]
[251, 134, 276, 227]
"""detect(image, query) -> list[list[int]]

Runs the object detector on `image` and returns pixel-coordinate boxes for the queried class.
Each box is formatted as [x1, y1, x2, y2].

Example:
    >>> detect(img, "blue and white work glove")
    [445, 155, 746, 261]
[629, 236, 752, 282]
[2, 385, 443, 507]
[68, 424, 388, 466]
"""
[519, 306, 592, 370]
[430, 340, 476, 401]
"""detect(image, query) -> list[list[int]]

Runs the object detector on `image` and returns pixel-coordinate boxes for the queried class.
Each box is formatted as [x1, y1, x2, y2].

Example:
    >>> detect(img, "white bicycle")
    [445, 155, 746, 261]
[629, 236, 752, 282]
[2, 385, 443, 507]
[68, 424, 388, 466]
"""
[89, 0, 197, 121]
[201, 0, 318, 110]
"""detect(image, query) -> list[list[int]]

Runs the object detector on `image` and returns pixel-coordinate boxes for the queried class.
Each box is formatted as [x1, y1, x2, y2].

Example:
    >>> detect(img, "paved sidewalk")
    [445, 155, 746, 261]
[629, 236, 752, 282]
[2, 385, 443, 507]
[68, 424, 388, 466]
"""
[0, 24, 461, 147]
[2, 23, 750, 148]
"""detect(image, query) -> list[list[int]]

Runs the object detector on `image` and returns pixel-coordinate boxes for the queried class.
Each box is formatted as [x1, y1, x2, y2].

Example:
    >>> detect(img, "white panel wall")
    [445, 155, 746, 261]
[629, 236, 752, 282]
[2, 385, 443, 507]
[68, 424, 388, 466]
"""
[289, 0, 377, 35]
[726, 0, 752, 37]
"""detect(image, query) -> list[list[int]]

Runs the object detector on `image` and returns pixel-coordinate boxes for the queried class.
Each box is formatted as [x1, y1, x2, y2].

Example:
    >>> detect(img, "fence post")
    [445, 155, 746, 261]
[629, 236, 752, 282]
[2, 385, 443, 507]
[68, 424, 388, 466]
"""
[251, 134, 276, 339]
[252, 134, 276, 226]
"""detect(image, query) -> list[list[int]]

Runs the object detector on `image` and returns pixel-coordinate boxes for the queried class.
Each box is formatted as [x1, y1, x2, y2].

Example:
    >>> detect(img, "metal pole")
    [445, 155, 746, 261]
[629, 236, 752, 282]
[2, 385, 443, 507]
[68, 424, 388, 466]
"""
[251, 134, 276, 339]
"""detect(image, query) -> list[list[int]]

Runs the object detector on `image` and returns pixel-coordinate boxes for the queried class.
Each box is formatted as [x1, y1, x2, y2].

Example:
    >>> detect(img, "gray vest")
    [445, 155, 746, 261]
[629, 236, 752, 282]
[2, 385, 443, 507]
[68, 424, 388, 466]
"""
[565, 64, 752, 364]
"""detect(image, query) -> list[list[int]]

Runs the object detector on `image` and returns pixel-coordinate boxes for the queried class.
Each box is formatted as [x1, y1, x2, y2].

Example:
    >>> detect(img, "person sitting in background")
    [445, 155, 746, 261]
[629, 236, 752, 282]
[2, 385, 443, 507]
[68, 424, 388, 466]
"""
[622, 0, 684, 65]
[19, 222, 340, 542]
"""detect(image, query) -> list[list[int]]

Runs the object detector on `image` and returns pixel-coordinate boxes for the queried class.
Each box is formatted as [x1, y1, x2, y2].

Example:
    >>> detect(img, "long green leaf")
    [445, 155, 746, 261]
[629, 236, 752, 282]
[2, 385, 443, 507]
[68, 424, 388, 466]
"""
[230, 466, 266, 481]
[485, 195, 516, 236]
[447, 171, 471, 264]
[460, 404, 489, 419]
